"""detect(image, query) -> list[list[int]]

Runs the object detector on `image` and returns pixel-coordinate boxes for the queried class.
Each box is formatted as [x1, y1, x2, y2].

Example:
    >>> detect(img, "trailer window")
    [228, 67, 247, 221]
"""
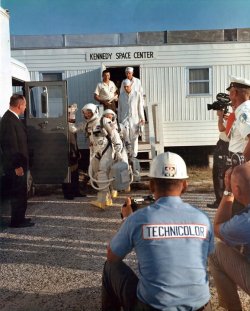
[187, 68, 210, 95]
[42, 73, 62, 81]
[28, 86, 63, 118]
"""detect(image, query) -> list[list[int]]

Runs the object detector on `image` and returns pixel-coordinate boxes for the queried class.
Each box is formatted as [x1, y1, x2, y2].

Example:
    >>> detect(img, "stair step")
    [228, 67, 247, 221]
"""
[138, 159, 151, 163]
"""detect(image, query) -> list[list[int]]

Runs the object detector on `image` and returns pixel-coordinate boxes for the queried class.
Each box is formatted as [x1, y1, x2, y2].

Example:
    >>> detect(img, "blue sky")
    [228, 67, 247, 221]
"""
[1, 0, 250, 35]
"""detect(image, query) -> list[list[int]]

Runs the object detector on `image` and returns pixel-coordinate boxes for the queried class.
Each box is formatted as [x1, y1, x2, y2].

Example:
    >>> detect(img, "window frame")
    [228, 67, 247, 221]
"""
[186, 67, 212, 96]
[40, 72, 64, 82]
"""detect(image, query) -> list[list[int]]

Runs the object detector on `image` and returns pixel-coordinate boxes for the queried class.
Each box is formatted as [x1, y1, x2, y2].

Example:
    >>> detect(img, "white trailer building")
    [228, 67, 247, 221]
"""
[10, 29, 250, 161]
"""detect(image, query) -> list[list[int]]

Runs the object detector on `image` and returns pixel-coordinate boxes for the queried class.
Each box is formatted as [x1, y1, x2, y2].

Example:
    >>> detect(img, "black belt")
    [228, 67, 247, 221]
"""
[229, 151, 243, 157]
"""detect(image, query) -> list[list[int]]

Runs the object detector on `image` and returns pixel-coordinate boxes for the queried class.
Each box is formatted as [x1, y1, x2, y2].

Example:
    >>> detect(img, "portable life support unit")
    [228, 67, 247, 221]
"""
[88, 158, 133, 191]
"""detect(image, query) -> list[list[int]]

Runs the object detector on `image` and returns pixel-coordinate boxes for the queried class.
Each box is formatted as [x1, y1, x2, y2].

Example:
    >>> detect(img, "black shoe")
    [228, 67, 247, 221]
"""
[23, 218, 32, 223]
[74, 192, 86, 197]
[207, 202, 219, 209]
[9, 222, 35, 228]
[64, 195, 74, 200]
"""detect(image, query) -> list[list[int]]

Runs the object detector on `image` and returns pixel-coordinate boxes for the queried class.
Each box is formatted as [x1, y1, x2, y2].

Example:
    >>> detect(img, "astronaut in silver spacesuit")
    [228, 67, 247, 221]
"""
[82, 103, 123, 209]
[102, 109, 132, 163]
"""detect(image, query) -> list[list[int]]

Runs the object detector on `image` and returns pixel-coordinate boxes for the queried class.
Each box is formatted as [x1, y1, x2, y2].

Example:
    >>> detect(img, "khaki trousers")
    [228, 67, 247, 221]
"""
[209, 241, 250, 310]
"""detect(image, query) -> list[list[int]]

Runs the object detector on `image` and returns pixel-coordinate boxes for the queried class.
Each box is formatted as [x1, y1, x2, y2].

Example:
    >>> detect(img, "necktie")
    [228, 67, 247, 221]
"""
[225, 112, 235, 137]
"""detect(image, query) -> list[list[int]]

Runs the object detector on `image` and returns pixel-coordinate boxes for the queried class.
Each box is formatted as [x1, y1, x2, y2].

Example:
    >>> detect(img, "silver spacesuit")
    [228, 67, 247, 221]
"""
[102, 109, 132, 163]
[82, 104, 123, 209]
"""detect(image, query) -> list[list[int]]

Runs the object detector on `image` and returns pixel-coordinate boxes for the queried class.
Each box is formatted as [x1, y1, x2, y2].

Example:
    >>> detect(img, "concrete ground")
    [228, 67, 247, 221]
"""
[0, 183, 249, 311]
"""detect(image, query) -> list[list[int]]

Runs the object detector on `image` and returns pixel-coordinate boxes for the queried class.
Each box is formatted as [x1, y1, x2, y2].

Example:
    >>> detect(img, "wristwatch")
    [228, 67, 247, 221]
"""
[223, 190, 233, 196]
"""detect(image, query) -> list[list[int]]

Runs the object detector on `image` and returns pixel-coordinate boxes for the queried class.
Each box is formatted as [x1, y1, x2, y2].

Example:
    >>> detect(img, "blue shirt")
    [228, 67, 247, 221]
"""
[110, 196, 214, 311]
[220, 205, 250, 261]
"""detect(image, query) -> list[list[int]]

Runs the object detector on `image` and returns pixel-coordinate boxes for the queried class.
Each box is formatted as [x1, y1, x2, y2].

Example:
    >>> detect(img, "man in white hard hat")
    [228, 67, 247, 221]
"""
[102, 152, 214, 311]
[118, 78, 145, 158]
[226, 76, 250, 214]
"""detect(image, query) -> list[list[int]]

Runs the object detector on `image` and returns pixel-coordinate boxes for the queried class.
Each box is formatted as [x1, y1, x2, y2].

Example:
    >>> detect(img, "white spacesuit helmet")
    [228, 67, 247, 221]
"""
[81, 103, 99, 122]
[103, 109, 116, 121]
[149, 152, 189, 179]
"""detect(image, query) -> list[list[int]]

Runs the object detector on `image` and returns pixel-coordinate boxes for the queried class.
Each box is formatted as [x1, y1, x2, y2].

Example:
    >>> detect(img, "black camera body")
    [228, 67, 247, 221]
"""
[207, 93, 231, 114]
[231, 153, 245, 168]
[226, 153, 246, 168]
[131, 195, 155, 212]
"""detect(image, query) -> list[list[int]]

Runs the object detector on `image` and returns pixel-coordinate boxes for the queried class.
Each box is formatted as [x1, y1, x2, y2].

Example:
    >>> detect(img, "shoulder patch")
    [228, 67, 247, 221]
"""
[239, 113, 248, 123]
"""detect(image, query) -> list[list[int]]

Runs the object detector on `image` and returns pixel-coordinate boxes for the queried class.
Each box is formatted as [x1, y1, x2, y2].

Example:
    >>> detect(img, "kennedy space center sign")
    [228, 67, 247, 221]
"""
[86, 50, 156, 61]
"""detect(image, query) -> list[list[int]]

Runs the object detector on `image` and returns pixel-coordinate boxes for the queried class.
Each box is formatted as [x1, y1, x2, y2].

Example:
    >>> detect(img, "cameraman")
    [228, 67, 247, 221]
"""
[209, 163, 250, 310]
[227, 76, 250, 214]
[208, 110, 230, 209]
[102, 152, 214, 311]
[227, 76, 250, 160]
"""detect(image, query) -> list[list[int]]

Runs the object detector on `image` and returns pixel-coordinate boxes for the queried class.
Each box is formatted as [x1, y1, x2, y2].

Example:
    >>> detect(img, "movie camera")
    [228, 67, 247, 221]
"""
[227, 153, 246, 168]
[130, 195, 155, 212]
[121, 195, 155, 219]
[207, 93, 231, 114]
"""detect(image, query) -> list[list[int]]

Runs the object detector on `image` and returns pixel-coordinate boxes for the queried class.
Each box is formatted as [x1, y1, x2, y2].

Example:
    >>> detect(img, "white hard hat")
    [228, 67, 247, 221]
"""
[81, 103, 99, 121]
[149, 152, 189, 179]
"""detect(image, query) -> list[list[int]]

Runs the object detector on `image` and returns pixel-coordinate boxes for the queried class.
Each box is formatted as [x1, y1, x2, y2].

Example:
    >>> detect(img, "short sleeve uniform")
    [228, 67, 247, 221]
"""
[229, 100, 250, 153]
[94, 81, 117, 102]
[220, 206, 250, 261]
[110, 196, 214, 311]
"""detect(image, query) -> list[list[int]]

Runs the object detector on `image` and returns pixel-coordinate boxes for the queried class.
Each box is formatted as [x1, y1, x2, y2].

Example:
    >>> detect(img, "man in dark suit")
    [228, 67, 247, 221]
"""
[0, 94, 34, 228]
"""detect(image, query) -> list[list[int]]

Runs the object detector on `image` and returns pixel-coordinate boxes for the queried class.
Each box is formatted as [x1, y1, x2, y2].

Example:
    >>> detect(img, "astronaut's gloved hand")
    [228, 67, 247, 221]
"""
[114, 143, 122, 154]
[126, 144, 133, 159]
[115, 152, 122, 161]
[69, 123, 78, 133]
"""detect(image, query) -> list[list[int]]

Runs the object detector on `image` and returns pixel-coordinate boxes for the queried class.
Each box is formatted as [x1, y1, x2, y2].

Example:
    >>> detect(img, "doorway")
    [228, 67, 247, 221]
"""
[106, 66, 140, 93]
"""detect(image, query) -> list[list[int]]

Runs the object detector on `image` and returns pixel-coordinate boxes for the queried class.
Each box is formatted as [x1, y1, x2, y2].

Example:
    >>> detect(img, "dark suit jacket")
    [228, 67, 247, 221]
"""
[0, 110, 29, 173]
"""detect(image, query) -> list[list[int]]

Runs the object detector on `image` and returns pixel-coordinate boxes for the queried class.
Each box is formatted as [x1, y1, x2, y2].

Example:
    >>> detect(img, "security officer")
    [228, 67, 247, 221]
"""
[227, 76, 250, 214]
[82, 103, 123, 209]
[102, 152, 214, 311]
[0, 95, 34, 228]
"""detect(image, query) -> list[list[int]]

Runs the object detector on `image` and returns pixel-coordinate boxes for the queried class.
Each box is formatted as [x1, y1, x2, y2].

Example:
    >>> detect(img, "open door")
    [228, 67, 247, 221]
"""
[25, 81, 68, 184]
